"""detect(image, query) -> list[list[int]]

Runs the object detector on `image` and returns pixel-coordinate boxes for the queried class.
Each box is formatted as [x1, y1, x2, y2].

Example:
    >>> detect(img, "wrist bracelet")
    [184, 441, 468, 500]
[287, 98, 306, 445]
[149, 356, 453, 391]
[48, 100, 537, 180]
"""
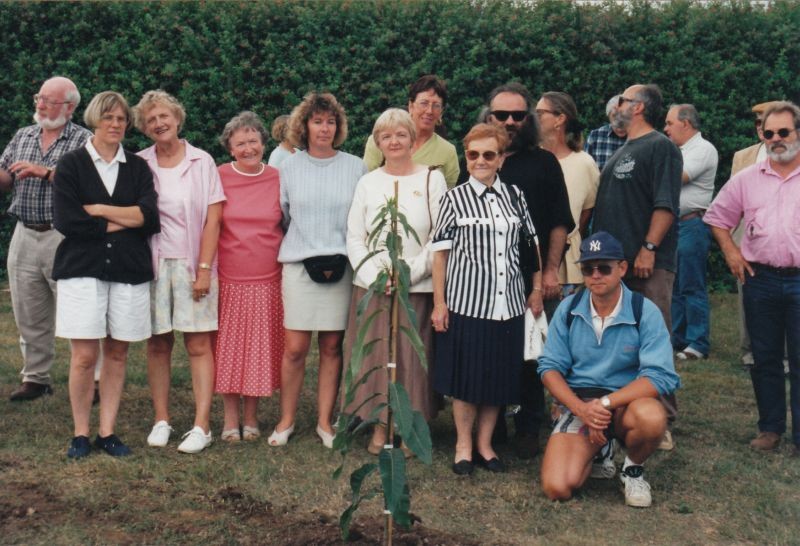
[533, 287, 542, 291]
[198, 262, 212, 270]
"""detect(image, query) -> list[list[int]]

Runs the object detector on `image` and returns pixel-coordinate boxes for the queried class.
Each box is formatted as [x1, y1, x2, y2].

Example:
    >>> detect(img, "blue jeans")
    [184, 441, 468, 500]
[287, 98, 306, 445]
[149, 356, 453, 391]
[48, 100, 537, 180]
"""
[671, 217, 711, 355]
[742, 267, 800, 446]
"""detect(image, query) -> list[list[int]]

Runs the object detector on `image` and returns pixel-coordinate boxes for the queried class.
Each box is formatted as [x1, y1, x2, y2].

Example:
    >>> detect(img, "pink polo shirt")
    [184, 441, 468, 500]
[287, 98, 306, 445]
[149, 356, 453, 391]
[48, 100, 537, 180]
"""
[704, 159, 800, 268]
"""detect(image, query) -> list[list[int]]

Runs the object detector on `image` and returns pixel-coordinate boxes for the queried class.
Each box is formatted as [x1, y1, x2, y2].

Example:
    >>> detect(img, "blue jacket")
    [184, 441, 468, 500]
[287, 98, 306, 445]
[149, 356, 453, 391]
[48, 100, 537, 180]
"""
[537, 285, 680, 395]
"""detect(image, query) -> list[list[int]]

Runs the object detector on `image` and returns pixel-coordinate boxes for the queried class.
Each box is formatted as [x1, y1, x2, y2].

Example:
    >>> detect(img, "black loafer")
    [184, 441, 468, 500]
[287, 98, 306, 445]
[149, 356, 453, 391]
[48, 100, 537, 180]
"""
[67, 436, 91, 459]
[452, 459, 474, 475]
[94, 434, 132, 457]
[475, 454, 506, 473]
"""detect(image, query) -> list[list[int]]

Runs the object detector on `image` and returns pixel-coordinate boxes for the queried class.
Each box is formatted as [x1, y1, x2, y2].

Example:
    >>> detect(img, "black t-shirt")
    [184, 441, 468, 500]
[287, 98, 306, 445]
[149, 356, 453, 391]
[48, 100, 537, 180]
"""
[457, 146, 574, 269]
[593, 131, 682, 272]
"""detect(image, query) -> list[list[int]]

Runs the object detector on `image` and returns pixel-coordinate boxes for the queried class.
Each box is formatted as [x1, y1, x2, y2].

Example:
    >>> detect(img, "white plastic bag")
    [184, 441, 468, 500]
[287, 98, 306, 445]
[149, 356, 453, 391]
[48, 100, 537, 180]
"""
[524, 308, 548, 361]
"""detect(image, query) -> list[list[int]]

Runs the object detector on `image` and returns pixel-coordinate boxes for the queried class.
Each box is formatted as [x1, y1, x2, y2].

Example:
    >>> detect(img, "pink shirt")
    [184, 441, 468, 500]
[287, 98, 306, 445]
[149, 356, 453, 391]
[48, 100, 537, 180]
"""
[138, 141, 226, 280]
[155, 165, 189, 258]
[217, 163, 283, 283]
[704, 159, 800, 268]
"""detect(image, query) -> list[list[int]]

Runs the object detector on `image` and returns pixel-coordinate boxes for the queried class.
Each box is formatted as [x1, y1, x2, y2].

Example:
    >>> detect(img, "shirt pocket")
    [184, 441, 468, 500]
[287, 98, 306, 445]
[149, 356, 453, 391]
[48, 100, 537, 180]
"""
[744, 207, 766, 240]
[455, 216, 492, 227]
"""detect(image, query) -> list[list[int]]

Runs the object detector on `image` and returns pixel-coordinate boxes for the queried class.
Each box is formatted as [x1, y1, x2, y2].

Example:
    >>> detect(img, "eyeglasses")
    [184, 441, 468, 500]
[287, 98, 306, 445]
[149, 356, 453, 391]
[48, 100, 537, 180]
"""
[617, 96, 639, 107]
[33, 94, 71, 107]
[414, 100, 444, 112]
[580, 263, 615, 276]
[763, 128, 797, 140]
[465, 150, 499, 161]
[490, 110, 528, 122]
[535, 108, 558, 117]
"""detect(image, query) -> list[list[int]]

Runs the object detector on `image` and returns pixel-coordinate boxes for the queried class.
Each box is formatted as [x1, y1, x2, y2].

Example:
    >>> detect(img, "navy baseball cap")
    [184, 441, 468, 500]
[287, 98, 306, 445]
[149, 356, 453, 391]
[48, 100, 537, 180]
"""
[577, 231, 625, 263]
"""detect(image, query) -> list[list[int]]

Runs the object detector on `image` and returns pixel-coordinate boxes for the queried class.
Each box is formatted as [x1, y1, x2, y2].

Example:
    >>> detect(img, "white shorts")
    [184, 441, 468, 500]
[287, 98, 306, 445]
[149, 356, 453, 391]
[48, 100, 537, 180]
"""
[56, 277, 151, 342]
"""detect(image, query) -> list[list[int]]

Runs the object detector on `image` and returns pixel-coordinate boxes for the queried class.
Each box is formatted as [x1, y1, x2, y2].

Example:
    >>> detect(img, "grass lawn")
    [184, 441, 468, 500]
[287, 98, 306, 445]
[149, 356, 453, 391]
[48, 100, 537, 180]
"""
[1, 285, 798, 545]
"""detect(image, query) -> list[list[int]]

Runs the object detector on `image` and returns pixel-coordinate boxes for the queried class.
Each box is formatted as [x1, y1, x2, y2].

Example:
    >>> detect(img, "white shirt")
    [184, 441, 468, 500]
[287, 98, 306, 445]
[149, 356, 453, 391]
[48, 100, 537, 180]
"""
[85, 139, 126, 196]
[678, 132, 718, 216]
[589, 289, 623, 342]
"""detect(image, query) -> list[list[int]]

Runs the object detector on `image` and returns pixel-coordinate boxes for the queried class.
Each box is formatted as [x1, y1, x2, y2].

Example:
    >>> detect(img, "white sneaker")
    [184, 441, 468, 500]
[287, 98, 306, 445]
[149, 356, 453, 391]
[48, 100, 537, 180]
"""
[591, 438, 617, 479]
[658, 429, 674, 451]
[147, 421, 173, 447]
[620, 465, 652, 507]
[676, 347, 705, 360]
[177, 426, 213, 454]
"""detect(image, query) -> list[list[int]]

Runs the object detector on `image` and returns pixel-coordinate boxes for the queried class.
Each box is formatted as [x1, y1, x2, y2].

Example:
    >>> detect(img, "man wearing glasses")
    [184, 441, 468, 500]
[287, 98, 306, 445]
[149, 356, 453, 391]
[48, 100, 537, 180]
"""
[584, 94, 628, 171]
[538, 231, 679, 508]
[704, 101, 800, 456]
[457, 82, 574, 459]
[1, 76, 92, 401]
[592, 84, 682, 450]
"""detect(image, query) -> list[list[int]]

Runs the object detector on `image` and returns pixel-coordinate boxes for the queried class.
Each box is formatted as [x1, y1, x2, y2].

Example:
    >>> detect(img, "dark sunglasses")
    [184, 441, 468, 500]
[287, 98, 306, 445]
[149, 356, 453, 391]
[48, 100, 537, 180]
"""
[580, 263, 615, 276]
[617, 96, 639, 107]
[466, 150, 499, 161]
[763, 128, 797, 140]
[490, 110, 528, 122]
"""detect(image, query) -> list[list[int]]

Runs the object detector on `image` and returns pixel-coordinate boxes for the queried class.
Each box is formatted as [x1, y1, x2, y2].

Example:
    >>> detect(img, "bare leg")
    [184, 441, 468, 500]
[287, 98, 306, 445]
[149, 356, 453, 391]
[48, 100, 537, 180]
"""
[97, 337, 129, 437]
[475, 405, 502, 460]
[317, 330, 344, 435]
[243, 396, 259, 429]
[222, 394, 240, 431]
[184, 331, 215, 433]
[275, 330, 312, 432]
[616, 398, 667, 464]
[147, 332, 174, 424]
[69, 339, 101, 437]
[452, 399, 477, 462]
[540, 432, 601, 501]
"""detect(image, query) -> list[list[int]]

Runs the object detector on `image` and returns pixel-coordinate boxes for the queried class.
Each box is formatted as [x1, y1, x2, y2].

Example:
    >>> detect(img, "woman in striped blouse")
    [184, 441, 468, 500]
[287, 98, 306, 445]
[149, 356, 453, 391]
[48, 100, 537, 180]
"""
[431, 123, 543, 475]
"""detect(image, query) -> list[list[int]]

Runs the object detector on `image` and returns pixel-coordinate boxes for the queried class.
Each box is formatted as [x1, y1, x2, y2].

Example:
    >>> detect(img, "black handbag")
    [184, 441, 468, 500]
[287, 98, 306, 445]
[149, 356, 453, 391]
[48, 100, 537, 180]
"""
[302, 254, 348, 283]
[506, 185, 540, 294]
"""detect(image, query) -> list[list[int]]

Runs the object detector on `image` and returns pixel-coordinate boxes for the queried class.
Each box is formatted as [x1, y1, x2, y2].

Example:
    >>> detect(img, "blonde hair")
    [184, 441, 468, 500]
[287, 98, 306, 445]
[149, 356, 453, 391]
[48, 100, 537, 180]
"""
[371, 108, 417, 146]
[132, 89, 187, 134]
[83, 91, 131, 130]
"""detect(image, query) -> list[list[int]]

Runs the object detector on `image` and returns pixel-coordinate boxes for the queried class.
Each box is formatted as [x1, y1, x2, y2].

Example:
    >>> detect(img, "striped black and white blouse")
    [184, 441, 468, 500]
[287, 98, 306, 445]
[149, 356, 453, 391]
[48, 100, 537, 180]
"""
[432, 176, 538, 320]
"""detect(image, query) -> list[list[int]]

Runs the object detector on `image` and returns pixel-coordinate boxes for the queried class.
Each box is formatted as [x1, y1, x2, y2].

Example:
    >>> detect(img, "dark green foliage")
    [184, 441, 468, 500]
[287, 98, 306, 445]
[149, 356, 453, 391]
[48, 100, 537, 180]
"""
[2, 1, 798, 286]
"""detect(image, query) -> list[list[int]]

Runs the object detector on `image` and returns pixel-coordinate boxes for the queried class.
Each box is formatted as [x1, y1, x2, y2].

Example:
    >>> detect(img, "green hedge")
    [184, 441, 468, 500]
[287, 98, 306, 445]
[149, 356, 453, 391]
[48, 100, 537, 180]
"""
[2, 0, 798, 289]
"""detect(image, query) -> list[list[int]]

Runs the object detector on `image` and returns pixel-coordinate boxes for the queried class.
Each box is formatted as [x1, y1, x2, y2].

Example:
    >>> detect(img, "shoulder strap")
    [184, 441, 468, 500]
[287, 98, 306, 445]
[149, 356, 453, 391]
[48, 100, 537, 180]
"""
[426, 164, 442, 229]
[565, 288, 644, 329]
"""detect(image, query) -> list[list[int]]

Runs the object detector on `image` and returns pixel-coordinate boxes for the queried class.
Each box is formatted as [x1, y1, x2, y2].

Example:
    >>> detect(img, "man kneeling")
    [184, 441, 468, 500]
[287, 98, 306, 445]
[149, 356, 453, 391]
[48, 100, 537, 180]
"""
[537, 232, 680, 507]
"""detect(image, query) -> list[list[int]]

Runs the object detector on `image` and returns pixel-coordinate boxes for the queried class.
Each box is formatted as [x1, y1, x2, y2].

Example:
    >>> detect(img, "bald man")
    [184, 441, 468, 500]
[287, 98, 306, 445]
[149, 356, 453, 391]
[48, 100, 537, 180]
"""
[1, 76, 92, 401]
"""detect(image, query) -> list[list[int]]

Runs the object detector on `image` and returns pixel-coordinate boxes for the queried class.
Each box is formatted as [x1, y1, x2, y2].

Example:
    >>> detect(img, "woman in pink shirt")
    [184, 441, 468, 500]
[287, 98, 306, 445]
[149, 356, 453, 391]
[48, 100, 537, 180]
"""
[215, 112, 284, 442]
[134, 90, 225, 454]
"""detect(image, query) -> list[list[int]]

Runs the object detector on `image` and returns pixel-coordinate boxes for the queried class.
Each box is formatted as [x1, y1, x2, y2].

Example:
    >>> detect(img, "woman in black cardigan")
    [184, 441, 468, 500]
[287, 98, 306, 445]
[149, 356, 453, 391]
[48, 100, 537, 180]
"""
[52, 91, 160, 459]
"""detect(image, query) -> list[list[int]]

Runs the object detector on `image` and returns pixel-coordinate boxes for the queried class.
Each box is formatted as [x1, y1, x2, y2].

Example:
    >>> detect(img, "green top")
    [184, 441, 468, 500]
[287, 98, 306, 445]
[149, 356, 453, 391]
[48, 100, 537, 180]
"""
[362, 132, 460, 188]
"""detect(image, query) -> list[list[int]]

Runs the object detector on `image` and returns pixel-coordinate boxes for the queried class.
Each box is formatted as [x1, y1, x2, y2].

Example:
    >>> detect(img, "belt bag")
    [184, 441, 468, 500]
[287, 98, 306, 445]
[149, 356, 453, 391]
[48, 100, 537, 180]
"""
[303, 254, 348, 283]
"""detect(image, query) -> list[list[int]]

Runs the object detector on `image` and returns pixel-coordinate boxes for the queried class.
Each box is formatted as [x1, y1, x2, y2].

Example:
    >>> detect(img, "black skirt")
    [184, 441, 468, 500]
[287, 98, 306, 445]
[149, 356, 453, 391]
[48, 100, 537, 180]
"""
[434, 311, 524, 406]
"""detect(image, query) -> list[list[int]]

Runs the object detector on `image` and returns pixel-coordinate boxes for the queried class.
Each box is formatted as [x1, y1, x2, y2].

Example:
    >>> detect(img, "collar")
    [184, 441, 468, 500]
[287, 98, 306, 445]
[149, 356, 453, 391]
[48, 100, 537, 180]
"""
[138, 139, 204, 165]
[590, 288, 623, 321]
[467, 175, 503, 197]
[571, 283, 638, 327]
[680, 131, 702, 150]
[759, 156, 800, 180]
[85, 138, 126, 165]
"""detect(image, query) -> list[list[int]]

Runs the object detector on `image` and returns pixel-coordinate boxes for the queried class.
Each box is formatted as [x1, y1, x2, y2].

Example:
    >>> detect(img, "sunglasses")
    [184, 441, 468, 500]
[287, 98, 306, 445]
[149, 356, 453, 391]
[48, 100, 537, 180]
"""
[580, 263, 615, 276]
[490, 110, 528, 122]
[763, 128, 797, 140]
[617, 96, 639, 107]
[466, 150, 499, 161]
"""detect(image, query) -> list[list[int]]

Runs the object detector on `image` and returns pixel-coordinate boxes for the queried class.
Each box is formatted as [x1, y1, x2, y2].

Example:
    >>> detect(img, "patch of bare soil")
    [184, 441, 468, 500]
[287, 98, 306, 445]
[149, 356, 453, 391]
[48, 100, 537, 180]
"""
[0, 480, 67, 533]
[213, 486, 481, 546]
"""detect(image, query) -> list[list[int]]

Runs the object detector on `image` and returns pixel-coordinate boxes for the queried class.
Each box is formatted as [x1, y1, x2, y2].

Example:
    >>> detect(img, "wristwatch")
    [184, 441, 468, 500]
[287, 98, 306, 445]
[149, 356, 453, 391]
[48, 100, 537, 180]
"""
[600, 395, 612, 410]
[642, 241, 658, 252]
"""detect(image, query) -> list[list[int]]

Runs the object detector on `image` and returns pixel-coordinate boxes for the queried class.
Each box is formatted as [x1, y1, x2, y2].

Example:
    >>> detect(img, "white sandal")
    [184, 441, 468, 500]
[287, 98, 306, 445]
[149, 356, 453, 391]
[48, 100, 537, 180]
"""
[316, 425, 335, 449]
[221, 428, 241, 443]
[242, 426, 260, 441]
[267, 424, 295, 446]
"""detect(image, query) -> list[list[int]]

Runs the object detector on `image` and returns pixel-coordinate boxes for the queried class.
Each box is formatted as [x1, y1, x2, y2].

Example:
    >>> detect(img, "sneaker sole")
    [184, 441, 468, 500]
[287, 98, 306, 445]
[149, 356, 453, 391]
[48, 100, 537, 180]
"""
[625, 497, 652, 508]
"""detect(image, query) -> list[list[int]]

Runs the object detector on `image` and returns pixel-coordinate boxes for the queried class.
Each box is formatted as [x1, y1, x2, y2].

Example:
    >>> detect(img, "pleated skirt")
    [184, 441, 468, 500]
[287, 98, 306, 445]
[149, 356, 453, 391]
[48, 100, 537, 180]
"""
[434, 312, 524, 406]
[342, 286, 437, 422]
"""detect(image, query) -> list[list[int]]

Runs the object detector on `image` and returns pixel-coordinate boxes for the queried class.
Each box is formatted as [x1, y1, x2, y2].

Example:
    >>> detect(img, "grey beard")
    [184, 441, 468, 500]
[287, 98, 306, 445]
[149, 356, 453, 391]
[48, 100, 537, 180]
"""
[767, 139, 800, 163]
[34, 112, 68, 130]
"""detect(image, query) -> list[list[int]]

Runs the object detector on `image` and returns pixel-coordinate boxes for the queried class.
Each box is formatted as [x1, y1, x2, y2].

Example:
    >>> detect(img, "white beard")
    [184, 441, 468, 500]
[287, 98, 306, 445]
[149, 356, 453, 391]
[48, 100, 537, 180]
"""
[767, 139, 800, 163]
[34, 111, 68, 131]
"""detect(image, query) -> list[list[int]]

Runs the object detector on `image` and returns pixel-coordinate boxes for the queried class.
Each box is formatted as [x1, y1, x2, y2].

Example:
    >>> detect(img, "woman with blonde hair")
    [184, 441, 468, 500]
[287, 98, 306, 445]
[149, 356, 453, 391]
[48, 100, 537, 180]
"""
[134, 89, 225, 454]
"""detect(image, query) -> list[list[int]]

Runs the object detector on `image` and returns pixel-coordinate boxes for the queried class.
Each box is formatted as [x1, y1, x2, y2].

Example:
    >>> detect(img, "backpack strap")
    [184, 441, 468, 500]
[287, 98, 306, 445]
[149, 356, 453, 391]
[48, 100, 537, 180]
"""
[565, 288, 644, 329]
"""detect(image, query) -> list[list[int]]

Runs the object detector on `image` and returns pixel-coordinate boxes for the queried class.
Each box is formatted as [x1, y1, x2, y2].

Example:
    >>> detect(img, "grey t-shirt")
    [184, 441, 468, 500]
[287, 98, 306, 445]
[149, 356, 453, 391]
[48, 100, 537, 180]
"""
[593, 131, 683, 272]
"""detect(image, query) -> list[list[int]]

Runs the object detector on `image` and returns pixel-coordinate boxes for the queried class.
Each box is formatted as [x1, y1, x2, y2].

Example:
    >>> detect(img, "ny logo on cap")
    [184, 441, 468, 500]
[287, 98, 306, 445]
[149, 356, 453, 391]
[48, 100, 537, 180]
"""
[590, 240, 601, 252]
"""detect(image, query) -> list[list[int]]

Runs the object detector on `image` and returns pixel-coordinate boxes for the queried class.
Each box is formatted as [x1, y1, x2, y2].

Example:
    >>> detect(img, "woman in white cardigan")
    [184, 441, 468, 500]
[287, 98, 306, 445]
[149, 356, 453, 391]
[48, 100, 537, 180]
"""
[344, 108, 447, 455]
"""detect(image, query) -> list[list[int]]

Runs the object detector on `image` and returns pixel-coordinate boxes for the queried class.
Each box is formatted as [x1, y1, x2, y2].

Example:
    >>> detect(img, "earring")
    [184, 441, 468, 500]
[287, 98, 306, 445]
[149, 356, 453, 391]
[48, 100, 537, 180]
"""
[436, 118, 443, 126]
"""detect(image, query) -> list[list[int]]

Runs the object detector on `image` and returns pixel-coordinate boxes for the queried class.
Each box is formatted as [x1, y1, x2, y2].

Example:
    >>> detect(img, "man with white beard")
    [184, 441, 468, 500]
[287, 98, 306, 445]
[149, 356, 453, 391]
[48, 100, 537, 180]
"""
[704, 101, 800, 456]
[1, 76, 92, 401]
